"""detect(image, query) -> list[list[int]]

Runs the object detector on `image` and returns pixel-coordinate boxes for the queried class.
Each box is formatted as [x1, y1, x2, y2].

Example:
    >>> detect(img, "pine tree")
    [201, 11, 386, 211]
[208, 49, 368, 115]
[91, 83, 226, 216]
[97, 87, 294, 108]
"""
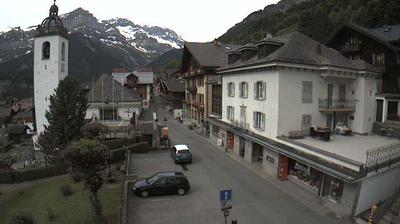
[36, 77, 88, 164]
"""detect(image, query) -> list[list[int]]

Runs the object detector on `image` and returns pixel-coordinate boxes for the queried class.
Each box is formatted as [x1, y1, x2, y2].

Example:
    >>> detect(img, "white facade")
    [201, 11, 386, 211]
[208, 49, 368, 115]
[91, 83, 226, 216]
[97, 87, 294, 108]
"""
[221, 65, 379, 139]
[85, 103, 142, 121]
[34, 35, 69, 135]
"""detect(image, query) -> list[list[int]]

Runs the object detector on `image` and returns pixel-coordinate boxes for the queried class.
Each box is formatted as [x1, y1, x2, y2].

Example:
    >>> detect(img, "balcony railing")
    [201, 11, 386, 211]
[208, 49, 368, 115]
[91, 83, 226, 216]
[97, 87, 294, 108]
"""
[365, 143, 400, 171]
[319, 99, 356, 111]
[341, 44, 360, 52]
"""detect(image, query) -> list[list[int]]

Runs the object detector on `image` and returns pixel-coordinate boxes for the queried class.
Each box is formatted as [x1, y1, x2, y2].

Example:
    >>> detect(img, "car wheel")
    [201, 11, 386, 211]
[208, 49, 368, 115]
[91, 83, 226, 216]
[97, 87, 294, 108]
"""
[177, 188, 186, 196]
[140, 190, 149, 198]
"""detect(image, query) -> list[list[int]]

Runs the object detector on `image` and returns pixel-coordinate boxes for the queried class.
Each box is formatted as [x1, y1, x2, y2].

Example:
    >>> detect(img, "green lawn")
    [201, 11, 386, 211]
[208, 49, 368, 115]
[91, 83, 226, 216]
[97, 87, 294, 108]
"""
[0, 168, 124, 224]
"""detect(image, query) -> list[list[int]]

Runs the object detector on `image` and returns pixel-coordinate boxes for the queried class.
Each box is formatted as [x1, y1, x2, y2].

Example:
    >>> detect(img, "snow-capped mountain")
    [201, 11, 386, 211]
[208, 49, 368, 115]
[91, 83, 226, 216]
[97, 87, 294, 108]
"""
[0, 7, 183, 81]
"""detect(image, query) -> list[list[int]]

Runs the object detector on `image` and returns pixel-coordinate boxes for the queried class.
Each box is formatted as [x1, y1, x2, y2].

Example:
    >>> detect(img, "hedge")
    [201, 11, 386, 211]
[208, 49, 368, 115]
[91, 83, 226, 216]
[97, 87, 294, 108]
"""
[108, 142, 151, 163]
[0, 165, 67, 184]
[102, 138, 139, 150]
[1, 140, 14, 153]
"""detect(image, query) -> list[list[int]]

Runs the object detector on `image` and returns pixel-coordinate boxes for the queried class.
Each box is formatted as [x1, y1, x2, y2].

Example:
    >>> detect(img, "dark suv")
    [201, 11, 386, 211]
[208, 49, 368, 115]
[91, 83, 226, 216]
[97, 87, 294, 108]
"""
[132, 172, 190, 197]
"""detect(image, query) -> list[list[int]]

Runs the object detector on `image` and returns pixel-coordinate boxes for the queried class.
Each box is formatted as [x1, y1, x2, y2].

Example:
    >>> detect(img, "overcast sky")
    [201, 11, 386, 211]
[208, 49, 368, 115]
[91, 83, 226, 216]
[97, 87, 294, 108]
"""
[0, 0, 279, 42]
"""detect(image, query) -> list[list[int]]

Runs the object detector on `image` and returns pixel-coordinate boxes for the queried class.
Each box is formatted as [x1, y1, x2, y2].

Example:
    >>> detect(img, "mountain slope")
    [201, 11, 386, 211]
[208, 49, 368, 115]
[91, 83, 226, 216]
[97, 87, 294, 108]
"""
[0, 7, 184, 82]
[218, 0, 400, 44]
[148, 49, 183, 72]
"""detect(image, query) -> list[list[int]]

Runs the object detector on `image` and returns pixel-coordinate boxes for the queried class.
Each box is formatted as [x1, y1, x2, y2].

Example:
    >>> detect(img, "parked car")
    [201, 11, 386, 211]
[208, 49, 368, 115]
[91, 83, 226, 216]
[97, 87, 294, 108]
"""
[170, 144, 192, 164]
[132, 171, 190, 197]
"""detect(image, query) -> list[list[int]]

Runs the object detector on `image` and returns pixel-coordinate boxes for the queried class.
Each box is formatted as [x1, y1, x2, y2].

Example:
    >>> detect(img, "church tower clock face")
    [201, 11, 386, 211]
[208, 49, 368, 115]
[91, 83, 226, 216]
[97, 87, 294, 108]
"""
[33, 0, 69, 142]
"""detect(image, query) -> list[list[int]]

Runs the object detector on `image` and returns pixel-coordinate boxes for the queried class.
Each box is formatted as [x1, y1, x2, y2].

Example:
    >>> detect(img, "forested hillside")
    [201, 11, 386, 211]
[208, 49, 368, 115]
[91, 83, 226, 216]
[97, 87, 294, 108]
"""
[219, 0, 400, 44]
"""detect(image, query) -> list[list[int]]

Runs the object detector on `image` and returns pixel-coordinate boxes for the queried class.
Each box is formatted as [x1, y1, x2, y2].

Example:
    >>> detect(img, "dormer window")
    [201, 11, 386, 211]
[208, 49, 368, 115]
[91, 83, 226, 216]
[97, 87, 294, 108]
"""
[42, 41, 50, 60]
[228, 52, 241, 64]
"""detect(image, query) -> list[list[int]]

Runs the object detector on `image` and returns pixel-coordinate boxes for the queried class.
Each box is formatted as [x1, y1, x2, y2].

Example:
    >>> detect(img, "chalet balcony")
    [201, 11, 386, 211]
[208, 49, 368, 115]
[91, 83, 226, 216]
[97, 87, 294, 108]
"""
[319, 99, 356, 112]
[341, 44, 360, 53]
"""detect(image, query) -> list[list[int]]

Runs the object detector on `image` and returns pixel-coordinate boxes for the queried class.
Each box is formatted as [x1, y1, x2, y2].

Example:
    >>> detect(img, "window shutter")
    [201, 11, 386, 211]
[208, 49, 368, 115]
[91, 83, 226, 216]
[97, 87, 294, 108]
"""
[227, 106, 229, 119]
[233, 83, 235, 97]
[262, 82, 266, 100]
[239, 83, 242, 97]
[261, 113, 265, 130]
[254, 82, 257, 99]
[253, 111, 256, 128]
[245, 83, 248, 98]
[227, 83, 230, 96]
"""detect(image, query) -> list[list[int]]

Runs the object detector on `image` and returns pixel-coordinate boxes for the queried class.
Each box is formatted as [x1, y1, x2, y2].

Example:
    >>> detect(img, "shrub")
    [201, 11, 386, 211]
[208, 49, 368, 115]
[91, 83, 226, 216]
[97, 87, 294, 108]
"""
[0, 165, 67, 184]
[70, 173, 83, 183]
[10, 211, 36, 224]
[46, 207, 55, 221]
[60, 184, 72, 197]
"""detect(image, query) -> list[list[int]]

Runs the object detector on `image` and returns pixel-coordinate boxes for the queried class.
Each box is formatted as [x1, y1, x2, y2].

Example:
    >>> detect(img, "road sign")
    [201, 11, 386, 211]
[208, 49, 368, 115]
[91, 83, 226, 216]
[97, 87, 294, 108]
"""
[220, 189, 232, 210]
[220, 189, 232, 202]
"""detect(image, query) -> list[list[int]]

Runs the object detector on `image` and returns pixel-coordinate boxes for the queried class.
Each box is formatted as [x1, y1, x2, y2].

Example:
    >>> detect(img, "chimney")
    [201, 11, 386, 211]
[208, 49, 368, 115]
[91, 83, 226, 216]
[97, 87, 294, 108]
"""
[265, 32, 272, 38]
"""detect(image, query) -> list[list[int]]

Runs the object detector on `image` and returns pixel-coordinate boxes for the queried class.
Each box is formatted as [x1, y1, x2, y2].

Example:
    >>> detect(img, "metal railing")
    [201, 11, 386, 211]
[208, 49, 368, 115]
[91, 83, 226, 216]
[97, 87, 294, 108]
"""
[319, 99, 356, 110]
[365, 143, 400, 169]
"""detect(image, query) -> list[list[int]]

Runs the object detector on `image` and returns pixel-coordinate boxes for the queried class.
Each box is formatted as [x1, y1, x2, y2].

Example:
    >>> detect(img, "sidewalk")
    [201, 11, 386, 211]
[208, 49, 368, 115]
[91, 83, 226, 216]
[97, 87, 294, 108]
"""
[177, 118, 353, 224]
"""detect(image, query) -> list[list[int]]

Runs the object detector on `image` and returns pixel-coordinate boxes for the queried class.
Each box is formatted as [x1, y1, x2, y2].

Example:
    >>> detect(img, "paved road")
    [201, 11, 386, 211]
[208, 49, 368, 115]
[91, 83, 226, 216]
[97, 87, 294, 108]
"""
[128, 119, 344, 224]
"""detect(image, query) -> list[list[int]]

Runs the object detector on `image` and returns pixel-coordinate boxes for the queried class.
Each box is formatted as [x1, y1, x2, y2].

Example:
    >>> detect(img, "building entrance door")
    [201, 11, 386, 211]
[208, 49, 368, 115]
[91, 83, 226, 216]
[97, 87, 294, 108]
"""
[239, 137, 245, 158]
[226, 131, 234, 149]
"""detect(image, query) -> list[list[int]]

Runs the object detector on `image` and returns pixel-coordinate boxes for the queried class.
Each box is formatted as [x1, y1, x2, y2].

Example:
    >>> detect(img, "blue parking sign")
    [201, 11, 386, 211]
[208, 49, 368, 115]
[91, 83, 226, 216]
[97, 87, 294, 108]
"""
[220, 189, 232, 202]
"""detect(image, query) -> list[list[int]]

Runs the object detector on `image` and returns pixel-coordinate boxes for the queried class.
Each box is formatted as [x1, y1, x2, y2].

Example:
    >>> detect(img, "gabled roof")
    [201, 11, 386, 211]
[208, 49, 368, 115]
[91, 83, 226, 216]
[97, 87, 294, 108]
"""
[162, 79, 185, 93]
[327, 23, 400, 52]
[112, 71, 154, 85]
[88, 74, 142, 103]
[219, 31, 381, 74]
[368, 24, 400, 43]
[183, 42, 241, 68]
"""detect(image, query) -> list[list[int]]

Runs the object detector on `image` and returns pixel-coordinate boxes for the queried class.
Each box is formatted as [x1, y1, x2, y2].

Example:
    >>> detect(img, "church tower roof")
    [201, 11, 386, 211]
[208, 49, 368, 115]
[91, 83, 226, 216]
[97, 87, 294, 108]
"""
[36, 0, 68, 38]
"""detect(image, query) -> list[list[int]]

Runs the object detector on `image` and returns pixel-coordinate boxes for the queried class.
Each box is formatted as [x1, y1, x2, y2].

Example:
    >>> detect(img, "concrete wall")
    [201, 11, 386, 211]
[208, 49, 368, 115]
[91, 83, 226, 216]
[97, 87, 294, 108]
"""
[262, 147, 279, 176]
[244, 139, 254, 163]
[278, 68, 326, 136]
[355, 165, 400, 215]
[85, 104, 141, 121]
[233, 134, 240, 156]
[34, 35, 68, 135]
[351, 76, 377, 134]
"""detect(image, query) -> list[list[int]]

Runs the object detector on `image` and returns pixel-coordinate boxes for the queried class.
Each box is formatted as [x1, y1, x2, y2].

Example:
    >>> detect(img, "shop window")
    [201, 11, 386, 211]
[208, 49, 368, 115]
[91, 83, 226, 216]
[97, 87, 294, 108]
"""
[322, 175, 344, 203]
[212, 125, 220, 137]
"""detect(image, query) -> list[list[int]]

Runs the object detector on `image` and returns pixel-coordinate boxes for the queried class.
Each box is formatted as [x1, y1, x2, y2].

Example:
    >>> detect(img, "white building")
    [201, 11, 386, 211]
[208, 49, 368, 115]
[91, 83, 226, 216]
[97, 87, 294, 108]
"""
[86, 74, 142, 125]
[208, 32, 400, 219]
[33, 2, 68, 140]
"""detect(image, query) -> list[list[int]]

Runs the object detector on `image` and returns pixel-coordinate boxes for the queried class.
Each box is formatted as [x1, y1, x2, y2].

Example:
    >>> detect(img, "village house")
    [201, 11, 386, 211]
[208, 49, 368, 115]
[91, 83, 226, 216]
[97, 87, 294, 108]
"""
[327, 23, 400, 138]
[207, 31, 400, 219]
[181, 41, 240, 127]
[160, 78, 185, 114]
[112, 70, 154, 101]
[86, 74, 143, 126]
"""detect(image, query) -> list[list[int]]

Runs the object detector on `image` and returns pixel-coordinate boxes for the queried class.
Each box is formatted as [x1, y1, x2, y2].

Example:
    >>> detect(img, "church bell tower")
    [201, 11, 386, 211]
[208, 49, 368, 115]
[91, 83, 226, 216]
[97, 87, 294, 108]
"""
[34, 0, 69, 137]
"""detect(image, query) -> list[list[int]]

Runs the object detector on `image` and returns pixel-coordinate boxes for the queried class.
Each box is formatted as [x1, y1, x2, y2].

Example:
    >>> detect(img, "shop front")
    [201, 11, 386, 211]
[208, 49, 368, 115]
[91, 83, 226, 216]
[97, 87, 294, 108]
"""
[283, 158, 345, 203]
